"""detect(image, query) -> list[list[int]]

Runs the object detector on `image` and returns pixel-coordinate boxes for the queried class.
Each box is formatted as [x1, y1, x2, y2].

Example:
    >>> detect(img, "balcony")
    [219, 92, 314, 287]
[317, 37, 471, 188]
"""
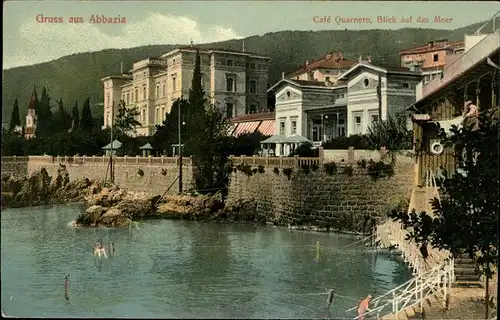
[132, 58, 168, 70]
[422, 29, 500, 98]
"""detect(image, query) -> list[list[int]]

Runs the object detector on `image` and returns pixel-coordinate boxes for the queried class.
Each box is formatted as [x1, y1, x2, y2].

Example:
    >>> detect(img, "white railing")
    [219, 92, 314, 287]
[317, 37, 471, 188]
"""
[422, 29, 500, 97]
[347, 259, 455, 319]
[425, 168, 441, 215]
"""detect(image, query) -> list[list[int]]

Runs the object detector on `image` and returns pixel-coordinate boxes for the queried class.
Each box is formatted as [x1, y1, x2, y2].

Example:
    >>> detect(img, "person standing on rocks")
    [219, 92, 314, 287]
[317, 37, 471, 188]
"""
[357, 294, 372, 320]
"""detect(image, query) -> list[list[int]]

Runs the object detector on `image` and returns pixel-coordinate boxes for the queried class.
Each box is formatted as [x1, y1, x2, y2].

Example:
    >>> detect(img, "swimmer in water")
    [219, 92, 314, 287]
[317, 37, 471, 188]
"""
[108, 241, 115, 256]
[94, 240, 107, 258]
[357, 294, 372, 320]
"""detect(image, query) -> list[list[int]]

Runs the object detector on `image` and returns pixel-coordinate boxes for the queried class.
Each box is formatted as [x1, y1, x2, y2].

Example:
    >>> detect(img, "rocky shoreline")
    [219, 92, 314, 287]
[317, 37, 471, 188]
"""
[1, 168, 371, 235]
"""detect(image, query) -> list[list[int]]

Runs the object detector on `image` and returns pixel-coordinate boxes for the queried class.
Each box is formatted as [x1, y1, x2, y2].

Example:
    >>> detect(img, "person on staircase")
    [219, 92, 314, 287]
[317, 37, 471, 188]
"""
[357, 294, 372, 320]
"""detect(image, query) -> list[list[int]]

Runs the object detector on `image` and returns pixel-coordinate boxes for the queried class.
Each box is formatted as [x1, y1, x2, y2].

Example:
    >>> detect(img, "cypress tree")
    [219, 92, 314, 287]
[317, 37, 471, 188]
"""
[80, 97, 93, 130]
[9, 98, 21, 132]
[188, 49, 205, 110]
[36, 86, 55, 136]
[56, 99, 71, 132]
[71, 101, 80, 129]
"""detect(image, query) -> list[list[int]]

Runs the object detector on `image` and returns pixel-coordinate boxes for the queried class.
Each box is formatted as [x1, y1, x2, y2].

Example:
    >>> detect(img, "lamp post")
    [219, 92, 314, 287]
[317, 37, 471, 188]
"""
[324, 115, 329, 141]
[109, 101, 114, 183]
[178, 103, 183, 194]
[335, 112, 340, 138]
[321, 113, 324, 143]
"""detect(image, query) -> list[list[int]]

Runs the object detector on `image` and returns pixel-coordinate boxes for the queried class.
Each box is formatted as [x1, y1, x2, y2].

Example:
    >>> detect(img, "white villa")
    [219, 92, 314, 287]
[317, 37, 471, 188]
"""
[101, 46, 271, 136]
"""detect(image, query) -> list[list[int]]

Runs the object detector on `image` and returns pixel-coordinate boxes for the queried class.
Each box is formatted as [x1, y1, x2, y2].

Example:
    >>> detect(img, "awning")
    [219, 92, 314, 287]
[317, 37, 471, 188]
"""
[139, 143, 153, 150]
[233, 121, 260, 136]
[256, 120, 275, 136]
[412, 114, 431, 121]
[103, 140, 122, 150]
[228, 123, 238, 135]
[261, 135, 286, 144]
[283, 134, 311, 144]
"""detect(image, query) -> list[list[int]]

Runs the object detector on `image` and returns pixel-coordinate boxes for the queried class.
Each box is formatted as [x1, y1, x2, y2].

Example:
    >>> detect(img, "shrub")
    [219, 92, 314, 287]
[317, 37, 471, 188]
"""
[236, 163, 253, 177]
[257, 165, 265, 174]
[301, 164, 310, 174]
[324, 162, 337, 175]
[311, 163, 319, 172]
[357, 159, 367, 169]
[343, 165, 354, 175]
[323, 134, 371, 150]
[137, 168, 144, 177]
[282, 167, 293, 180]
[367, 161, 395, 181]
[273, 167, 280, 175]
[161, 168, 167, 176]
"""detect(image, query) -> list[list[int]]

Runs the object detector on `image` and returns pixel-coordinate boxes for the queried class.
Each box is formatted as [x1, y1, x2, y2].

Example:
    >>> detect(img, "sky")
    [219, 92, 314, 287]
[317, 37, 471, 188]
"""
[3, 1, 499, 69]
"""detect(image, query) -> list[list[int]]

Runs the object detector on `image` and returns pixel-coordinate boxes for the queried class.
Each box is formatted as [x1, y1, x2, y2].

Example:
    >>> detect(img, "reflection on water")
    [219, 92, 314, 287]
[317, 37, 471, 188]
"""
[1, 204, 411, 318]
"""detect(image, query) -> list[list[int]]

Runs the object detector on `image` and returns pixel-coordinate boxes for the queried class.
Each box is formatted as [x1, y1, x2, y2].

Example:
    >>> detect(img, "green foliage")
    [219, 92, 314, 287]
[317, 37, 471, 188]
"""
[273, 167, 280, 175]
[357, 159, 367, 168]
[55, 99, 72, 133]
[311, 163, 319, 172]
[9, 98, 21, 132]
[71, 101, 80, 130]
[153, 98, 188, 155]
[366, 160, 394, 181]
[35, 87, 56, 137]
[229, 132, 270, 156]
[323, 162, 337, 175]
[115, 100, 141, 135]
[289, 142, 318, 157]
[236, 163, 253, 177]
[282, 167, 293, 180]
[136, 168, 144, 177]
[300, 164, 310, 174]
[390, 106, 499, 281]
[80, 97, 93, 131]
[323, 134, 371, 150]
[342, 165, 354, 175]
[366, 110, 412, 164]
[257, 165, 265, 174]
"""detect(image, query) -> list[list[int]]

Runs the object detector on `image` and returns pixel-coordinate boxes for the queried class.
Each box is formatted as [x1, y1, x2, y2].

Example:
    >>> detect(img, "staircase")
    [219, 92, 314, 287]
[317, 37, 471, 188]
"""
[453, 254, 482, 287]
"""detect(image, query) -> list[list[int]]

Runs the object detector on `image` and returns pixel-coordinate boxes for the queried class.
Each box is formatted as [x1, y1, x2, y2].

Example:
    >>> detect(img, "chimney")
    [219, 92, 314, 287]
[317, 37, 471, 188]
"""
[305, 60, 310, 65]
[358, 55, 363, 62]
[120, 62, 123, 74]
[281, 72, 285, 79]
[428, 41, 435, 47]
[336, 50, 343, 60]
[367, 56, 372, 63]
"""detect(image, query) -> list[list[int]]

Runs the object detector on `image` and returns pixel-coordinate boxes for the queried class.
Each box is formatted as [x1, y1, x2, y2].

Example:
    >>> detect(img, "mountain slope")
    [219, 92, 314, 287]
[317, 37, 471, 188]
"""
[2, 18, 498, 123]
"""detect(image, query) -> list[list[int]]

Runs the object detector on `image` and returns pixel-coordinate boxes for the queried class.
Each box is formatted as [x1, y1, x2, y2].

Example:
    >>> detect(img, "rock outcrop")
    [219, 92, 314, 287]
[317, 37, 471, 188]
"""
[1, 167, 94, 208]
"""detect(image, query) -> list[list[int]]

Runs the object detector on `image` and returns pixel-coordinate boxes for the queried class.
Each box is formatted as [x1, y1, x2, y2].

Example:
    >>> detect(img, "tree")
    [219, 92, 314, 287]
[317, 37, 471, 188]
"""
[186, 49, 206, 137]
[80, 97, 93, 130]
[9, 98, 21, 133]
[390, 107, 499, 318]
[152, 98, 188, 155]
[35, 86, 55, 137]
[55, 99, 71, 132]
[114, 100, 141, 136]
[71, 101, 80, 130]
[366, 110, 412, 164]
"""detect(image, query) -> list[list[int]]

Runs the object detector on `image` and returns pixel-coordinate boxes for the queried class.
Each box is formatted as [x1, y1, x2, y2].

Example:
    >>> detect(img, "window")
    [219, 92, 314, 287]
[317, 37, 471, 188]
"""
[402, 83, 409, 89]
[126, 93, 130, 105]
[155, 108, 159, 124]
[371, 115, 379, 123]
[227, 60, 233, 66]
[250, 104, 257, 114]
[135, 89, 138, 102]
[325, 76, 330, 82]
[433, 54, 438, 62]
[173, 59, 176, 66]
[172, 74, 177, 92]
[156, 85, 159, 98]
[363, 79, 370, 87]
[325, 70, 330, 74]
[161, 108, 165, 121]
[279, 122, 286, 135]
[143, 87, 147, 100]
[250, 63, 256, 69]
[225, 103, 233, 118]
[355, 116, 362, 124]
[106, 114, 110, 126]
[142, 109, 146, 123]
[106, 94, 110, 107]
[291, 121, 297, 134]
[162, 84, 166, 97]
[226, 76, 235, 92]
[249, 80, 257, 94]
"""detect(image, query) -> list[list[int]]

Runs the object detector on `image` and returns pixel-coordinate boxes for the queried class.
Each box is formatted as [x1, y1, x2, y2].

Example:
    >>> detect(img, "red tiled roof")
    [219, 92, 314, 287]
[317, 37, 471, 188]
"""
[286, 50, 357, 77]
[256, 120, 275, 136]
[230, 112, 275, 123]
[399, 40, 464, 55]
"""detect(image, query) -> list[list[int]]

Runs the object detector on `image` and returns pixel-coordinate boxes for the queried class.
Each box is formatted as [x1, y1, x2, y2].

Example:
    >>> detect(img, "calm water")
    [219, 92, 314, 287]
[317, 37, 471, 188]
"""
[1, 204, 410, 318]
